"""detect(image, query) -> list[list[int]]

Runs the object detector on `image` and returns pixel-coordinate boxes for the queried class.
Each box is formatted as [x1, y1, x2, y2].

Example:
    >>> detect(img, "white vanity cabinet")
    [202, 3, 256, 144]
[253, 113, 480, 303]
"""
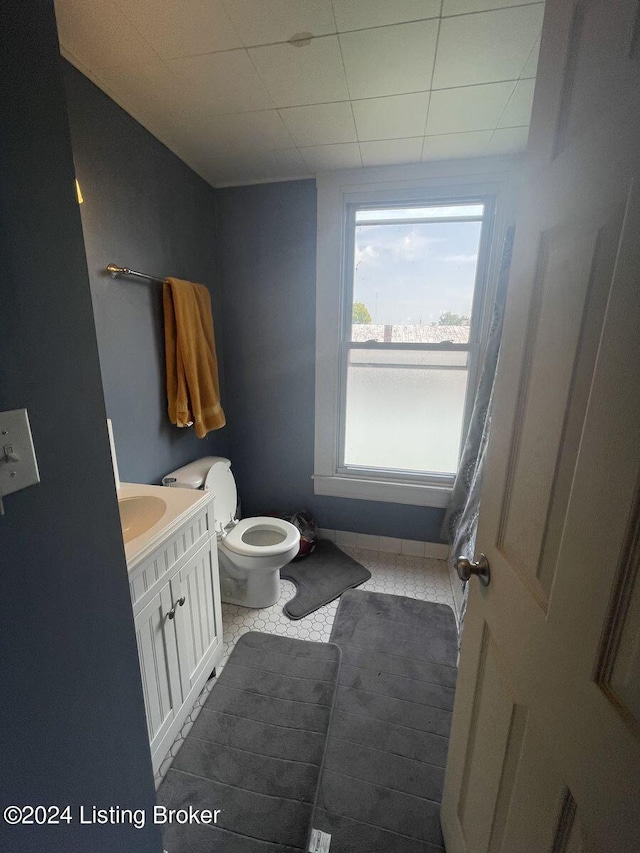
[126, 493, 223, 774]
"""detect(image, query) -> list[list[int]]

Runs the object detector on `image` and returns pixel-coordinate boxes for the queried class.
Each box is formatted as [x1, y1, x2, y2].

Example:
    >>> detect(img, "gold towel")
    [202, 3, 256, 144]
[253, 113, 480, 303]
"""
[163, 277, 226, 438]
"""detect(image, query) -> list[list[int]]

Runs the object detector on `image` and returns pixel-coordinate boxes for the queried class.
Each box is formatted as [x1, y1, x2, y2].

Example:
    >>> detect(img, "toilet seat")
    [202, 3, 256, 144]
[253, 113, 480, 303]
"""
[223, 517, 299, 557]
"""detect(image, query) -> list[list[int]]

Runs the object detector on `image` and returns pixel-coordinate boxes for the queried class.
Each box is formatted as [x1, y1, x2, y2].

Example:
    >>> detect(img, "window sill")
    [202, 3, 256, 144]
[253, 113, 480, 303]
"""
[312, 474, 452, 508]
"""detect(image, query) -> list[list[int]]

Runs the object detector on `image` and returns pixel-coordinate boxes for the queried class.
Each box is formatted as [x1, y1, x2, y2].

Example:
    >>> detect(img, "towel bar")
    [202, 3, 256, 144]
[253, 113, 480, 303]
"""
[106, 263, 165, 284]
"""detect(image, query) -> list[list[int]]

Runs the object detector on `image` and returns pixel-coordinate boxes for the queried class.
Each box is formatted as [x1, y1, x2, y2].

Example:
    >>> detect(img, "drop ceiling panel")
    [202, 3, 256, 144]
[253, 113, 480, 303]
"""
[432, 4, 544, 89]
[126, 74, 214, 128]
[55, 0, 545, 186]
[166, 50, 274, 114]
[443, 0, 537, 15]
[426, 81, 516, 135]
[190, 110, 296, 154]
[360, 137, 424, 167]
[91, 57, 184, 123]
[279, 102, 357, 147]
[422, 130, 493, 160]
[158, 128, 222, 168]
[352, 92, 430, 141]
[498, 77, 536, 128]
[114, 0, 242, 58]
[249, 36, 349, 107]
[221, 0, 336, 47]
[339, 20, 438, 100]
[55, 0, 157, 70]
[300, 143, 362, 171]
[332, 0, 441, 31]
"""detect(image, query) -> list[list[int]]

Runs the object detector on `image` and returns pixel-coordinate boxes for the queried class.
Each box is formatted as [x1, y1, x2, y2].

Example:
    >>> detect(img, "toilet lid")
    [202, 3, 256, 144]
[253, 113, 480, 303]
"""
[204, 459, 237, 530]
[223, 517, 300, 557]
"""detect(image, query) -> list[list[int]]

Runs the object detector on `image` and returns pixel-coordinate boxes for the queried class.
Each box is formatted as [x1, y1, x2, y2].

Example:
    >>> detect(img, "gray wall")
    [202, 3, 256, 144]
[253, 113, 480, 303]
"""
[63, 64, 229, 485]
[215, 181, 445, 541]
[63, 66, 444, 539]
[0, 2, 160, 850]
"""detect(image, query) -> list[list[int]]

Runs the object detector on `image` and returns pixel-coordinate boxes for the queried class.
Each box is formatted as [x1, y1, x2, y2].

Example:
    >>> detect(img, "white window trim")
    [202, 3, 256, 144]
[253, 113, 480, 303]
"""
[313, 158, 522, 508]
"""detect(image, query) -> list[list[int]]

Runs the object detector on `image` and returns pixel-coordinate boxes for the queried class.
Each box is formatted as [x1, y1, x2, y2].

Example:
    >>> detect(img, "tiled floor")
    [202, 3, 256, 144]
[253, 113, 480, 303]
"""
[155, 545, 459, 786]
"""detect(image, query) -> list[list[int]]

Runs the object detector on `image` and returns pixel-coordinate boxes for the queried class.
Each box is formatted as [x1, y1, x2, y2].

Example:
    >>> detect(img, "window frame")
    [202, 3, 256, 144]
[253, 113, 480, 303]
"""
[314, 161, 520, 508]
[338, 197, 493, 484]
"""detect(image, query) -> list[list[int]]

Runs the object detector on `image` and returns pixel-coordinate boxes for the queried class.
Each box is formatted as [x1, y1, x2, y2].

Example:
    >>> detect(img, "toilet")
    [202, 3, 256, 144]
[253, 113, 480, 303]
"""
[162, 457, 300, 608]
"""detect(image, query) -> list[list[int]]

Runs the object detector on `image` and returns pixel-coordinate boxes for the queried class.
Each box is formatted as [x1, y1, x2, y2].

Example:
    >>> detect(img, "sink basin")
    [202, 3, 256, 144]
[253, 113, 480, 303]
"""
[118, 495, 167, 543]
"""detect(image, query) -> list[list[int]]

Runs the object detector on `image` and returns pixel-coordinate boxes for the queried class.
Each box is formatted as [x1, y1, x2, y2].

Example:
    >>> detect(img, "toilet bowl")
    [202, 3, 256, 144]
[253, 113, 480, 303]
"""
[163, 457, 300, 608]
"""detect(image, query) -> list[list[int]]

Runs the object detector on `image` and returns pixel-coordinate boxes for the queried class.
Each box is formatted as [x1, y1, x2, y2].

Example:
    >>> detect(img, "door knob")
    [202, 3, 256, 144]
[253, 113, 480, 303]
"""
[456, 554, 490, 586]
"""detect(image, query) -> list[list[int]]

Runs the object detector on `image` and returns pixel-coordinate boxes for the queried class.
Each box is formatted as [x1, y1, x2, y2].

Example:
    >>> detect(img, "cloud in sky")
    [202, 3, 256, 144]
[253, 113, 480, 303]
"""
[390, 231, 444, 260]
[354, 243, 379, 266]
[353, 220, 483, 324]
[355, 225, 444, 266]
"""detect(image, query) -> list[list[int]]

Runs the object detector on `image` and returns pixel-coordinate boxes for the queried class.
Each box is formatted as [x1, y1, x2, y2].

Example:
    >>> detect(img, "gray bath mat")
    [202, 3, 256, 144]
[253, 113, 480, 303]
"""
[281, 539, 371, 620]
[157, 631, 341, 852]
[311, 589, 458, 852]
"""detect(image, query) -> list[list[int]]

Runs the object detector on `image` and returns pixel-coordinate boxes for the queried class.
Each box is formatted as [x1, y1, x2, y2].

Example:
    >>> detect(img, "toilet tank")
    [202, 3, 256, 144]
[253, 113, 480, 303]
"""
[163, 457, 238, 533]
[163, 456, 229, 489]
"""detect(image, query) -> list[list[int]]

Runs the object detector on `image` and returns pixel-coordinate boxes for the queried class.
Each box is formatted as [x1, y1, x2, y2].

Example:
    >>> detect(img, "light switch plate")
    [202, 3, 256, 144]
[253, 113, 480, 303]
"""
[0, 409, 40, 497]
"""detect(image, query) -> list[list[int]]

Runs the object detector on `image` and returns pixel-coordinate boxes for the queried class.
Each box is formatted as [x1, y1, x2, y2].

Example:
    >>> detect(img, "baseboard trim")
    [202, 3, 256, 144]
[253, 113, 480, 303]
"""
[318, 528, 449, 560]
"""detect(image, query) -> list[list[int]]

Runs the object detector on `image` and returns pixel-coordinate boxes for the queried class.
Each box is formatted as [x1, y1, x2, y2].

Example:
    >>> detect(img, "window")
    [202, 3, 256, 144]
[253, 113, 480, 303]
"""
[344, 202, 486, 479]
[314, 165, 517, 507]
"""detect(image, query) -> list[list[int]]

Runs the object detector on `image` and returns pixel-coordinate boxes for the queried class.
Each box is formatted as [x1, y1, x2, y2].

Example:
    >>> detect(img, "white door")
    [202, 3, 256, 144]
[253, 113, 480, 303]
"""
[441, 1, 640, 850]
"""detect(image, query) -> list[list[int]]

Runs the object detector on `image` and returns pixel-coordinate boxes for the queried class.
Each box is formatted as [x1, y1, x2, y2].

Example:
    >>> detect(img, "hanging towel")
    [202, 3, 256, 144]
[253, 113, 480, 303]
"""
[163, 277, 226, 437]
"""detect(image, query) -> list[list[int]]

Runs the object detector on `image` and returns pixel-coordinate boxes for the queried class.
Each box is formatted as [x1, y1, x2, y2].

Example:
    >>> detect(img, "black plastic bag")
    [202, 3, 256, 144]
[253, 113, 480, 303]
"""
[287, 511, 318, 559]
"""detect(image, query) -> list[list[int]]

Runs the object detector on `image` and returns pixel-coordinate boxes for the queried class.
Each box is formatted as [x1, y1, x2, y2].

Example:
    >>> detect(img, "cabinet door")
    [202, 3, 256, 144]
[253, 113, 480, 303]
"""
[133, 586, 182, 750]
[170, 542, 223, 699]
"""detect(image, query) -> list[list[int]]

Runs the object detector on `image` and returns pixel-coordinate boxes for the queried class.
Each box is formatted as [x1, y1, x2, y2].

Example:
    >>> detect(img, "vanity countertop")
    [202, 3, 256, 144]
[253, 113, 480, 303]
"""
[118, 482, 211, 571]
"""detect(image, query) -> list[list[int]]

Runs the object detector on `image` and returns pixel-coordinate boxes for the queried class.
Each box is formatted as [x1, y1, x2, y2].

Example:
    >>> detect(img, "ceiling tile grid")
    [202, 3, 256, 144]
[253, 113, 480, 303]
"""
[279, 102, 357, 147]
[338, 19, 439, 100]
[352, 92, 431, 142]
[332, 0, 441, 32]
[224, 0, 337, 47]
[248, 36, 350, 107]
[55, 0, 545, 186]
[115, 0, 243, 58]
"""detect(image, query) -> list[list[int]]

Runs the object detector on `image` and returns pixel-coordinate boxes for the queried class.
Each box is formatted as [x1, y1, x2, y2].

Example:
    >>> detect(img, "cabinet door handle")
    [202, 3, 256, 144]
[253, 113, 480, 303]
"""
[167, 596, 186, 620]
